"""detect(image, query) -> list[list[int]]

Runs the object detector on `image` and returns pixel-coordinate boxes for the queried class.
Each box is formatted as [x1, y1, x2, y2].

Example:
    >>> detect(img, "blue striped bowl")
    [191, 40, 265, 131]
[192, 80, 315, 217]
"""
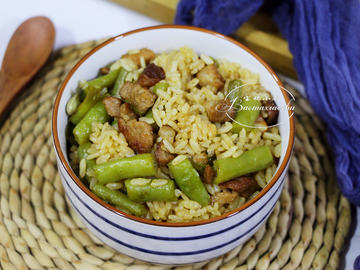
[52, 25, 295, 265]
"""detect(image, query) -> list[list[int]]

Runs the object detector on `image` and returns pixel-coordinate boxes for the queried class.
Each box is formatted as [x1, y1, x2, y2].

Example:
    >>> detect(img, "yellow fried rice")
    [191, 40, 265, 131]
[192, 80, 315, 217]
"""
[70, 46, 281, 222]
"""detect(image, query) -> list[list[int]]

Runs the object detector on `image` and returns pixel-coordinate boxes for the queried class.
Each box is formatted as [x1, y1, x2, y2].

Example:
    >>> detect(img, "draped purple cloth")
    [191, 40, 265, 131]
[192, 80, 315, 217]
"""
[175, 1, 360, 268]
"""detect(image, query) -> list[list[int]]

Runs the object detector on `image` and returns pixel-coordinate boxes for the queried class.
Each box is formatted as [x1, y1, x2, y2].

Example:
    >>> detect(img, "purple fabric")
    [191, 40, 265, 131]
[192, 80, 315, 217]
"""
[175, 1, 360, 268]
[356, 255, 360, 270]
[176, 0, 263, 35]
[270, 0, 360, 208]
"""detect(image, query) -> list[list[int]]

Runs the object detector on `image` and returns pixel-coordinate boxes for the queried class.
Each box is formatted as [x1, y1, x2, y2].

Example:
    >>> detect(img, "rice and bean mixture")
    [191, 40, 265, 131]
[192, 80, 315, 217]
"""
[67, 46, 281, 222]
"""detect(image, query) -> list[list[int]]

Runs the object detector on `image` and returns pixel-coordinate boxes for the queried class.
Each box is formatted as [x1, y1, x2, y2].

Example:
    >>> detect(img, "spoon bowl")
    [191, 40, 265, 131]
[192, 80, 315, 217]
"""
[0, 16, 55, 116]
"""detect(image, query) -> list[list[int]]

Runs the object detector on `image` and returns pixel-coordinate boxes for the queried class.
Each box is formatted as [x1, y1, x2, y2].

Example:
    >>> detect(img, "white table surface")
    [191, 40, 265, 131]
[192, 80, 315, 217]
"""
[0, 0, 359, 268]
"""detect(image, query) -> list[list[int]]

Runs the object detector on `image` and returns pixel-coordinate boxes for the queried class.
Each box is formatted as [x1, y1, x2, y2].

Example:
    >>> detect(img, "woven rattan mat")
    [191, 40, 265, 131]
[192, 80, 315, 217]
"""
[0, 40, 352, 270]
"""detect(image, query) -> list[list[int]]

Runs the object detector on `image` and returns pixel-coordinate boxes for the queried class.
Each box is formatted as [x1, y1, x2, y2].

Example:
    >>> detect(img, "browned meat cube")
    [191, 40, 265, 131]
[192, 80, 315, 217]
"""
[119, 103, 136, 121]
[118, 118, 154, 154]
[262, 99, 279, 125]
[206, 99, 236, 123]
[119, 82, 157, 115]
[100, 67, 110, 75]
[219, 176, 260, 199]
[102, 96, 122, 118]
[253, 115, 268, 131]
[122, 48, 156, 67]
[197, 64, 224, 91]
[203, 165, 215, 184]
[138, 63, 165, 87]
[212, 191, 238, 205]
[193, 152, 208, 167]
[154, 141, 175, 166]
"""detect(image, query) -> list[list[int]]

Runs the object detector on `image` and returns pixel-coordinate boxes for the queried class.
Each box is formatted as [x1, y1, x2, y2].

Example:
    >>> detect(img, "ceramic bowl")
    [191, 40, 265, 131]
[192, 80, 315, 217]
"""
[52, 25, 295, 265]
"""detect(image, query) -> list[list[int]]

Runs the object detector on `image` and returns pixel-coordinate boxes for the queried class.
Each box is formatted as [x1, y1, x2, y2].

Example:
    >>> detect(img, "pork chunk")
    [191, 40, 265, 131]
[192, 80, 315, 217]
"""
[100, 67, 110, 75]
[122, 48, 156, 67]
[253, 115, 268, 131]
[138, 63, 165, 87]
[119, 82, 157, 115]
[119, 103, 136, 121]
[102, 96, 122, 118]
[155, 141, 175, 166]
[262, 100, 279, 125]
[193, 152, 208, 167]
[212, 191, 238, 205]
[203, 165, 215, 184]
[118, 118, 154, 153]
[206, 99, 236, 123]
[197, 64, 224, 91]
[219, 176, 260, 199]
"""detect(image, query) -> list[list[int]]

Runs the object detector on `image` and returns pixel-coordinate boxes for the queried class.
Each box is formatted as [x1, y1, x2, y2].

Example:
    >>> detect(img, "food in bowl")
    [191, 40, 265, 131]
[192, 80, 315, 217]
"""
[54, 25, 294, 265]
[65, 46, 281, 223]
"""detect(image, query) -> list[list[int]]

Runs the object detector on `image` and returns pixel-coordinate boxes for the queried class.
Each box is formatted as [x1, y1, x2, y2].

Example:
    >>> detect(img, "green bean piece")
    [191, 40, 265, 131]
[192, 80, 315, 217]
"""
[66, 93, 81, 115]
[130, 106, 142, 116]
[111, 118, 118, 130]
[94, 153, 157, 184]
[111, 67, 129, 97]
[91, 184, 146, 216]
[77, 142, 96, 178]
[70, 87, 103, 124]
[232, 99, 261, 133]
[86, 68, 120, 89]
[125, 178, 176, 202]
[77, 142, 91, 160]
[210, 56, 219, 67]
[168, 158, 210, 206]
[145, 109, 153, 119]
[213, 146, 274, 185]
[152, 82, 169, 95]
[70, 68, 120, 124]
[140, 110, 155, 125]
[73, 101, 110, 145]
[226, 79, 243, 108]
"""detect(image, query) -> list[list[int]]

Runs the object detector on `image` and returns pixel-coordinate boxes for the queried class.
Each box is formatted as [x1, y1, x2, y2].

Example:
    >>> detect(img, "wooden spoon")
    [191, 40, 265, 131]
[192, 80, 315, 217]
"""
[0, 16, 55, 117]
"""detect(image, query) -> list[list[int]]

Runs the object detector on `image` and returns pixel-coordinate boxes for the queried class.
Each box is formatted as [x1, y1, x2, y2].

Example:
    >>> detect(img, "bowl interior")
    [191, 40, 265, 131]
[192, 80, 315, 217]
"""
[54, 26, 293, 225]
